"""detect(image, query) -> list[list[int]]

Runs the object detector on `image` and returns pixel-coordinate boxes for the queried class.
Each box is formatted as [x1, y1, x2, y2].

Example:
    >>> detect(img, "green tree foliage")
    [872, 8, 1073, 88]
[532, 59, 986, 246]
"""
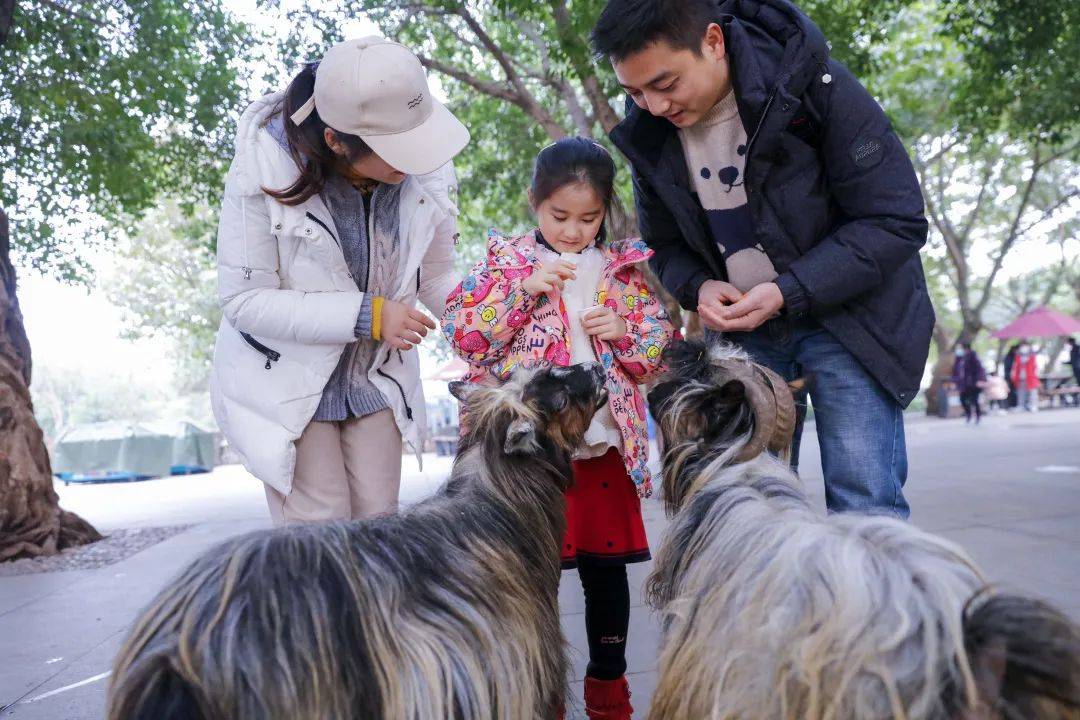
[0, 0, 248, 278]
[941, 0, 1079, 142]
[107, 200, 220, 393]
[0, 0, 249, 560]
[272, 0, 1076, 251]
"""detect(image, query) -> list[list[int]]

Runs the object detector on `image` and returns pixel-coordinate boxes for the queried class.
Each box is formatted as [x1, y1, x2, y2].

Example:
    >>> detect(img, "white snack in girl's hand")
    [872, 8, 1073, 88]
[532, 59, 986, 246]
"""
[560, 251, 581, 266]
[579, 304, 605, 322]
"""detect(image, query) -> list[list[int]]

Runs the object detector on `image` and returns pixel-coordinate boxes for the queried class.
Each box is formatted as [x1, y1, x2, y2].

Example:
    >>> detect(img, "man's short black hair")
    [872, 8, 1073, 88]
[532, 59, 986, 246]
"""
[590, 0, 719, 61]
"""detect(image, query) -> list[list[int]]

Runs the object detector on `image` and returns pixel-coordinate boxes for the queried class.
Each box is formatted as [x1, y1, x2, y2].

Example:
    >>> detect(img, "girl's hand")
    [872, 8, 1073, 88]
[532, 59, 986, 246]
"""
[380, 298, 436, 351]
[522, 260, 576, 296]
[582, 306, 627, 341]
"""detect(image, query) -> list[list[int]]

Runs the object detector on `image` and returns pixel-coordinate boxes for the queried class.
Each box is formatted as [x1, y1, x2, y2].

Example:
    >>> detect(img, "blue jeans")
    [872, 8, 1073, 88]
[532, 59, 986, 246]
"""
[714, 317, 910, 518]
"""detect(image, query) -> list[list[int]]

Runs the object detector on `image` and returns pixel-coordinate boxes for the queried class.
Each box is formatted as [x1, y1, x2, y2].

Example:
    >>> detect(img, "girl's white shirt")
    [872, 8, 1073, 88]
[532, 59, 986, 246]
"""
[538, 243, 622, 459]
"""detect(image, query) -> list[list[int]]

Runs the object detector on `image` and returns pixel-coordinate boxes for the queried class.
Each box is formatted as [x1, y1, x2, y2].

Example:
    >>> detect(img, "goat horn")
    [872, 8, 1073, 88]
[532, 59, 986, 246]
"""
[709, 357, 796, 463]
[756, 365, 797, 456]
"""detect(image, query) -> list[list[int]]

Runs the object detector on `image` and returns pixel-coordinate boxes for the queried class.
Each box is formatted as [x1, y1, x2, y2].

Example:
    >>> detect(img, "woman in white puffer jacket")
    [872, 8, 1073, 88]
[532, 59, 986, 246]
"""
[210, 37, 469, 524]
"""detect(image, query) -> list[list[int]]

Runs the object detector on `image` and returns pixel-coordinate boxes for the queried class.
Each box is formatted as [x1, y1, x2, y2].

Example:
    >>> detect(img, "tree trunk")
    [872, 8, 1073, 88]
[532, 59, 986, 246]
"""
[0, 0, 14, 46]
[1043, 337, 1066, 374]
[0, 208, 101, 562]
[924, 324, 954, 417]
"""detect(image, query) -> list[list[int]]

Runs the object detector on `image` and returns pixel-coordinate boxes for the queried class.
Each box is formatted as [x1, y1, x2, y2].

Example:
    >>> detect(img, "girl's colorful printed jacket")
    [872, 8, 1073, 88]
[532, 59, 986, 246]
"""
[443, 229, 675, 497]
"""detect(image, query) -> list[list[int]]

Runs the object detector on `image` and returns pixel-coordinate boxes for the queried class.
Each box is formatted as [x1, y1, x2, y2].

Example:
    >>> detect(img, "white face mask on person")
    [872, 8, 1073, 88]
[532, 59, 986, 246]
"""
[1020, 345, 1032, 355]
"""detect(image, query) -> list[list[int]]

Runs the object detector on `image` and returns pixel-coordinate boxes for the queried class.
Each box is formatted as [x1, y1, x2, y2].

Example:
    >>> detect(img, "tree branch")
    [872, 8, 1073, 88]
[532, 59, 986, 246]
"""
[958, 160, 995, 244]
[932, 158, 963, 251]
[1038, 257, 1068, 307]
[548, 0, 621, 133]
[416, 54, 519, 104]
[1013, 188, 1080, 239]
[511, 14, 554, 81]
[512, 13, 592, 135]
[1034, 139, 1080, 169]
[453, 4, 567, 140]
[917, 162, 968, 298]
[386, 3, 456, 18]
[974, 145, 1043, 316]
[920, 134, 963, 166]
[557, 80, 593, 136]
[35, 0, 106, 27]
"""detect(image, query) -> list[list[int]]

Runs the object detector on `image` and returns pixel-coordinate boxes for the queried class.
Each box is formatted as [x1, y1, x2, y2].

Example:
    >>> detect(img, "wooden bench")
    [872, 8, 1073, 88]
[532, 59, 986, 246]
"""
[1040, 385, 1080, 407]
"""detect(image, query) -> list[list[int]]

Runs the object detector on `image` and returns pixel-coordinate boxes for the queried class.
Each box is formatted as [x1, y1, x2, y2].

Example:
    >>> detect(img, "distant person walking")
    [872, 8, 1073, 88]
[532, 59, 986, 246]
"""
[983, 372, 1009, 413]
[1002, 343, 1020, 409]
[1068, 337, 1080, 406]
[1010, 343, 1040, 412]
[951, 343, 986, 424]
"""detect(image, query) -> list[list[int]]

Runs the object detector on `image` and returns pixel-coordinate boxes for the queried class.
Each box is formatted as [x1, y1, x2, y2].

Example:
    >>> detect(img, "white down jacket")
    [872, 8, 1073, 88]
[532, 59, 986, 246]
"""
[210, 92, 461, 494]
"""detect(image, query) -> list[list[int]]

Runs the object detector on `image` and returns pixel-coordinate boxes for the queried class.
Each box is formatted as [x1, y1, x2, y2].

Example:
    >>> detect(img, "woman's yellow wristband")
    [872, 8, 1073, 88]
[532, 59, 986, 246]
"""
[371, 296, 384, 341]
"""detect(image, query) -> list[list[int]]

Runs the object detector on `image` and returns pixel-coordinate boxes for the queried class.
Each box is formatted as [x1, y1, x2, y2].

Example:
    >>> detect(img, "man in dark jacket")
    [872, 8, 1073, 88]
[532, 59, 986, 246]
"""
[593, 0, 933, 517]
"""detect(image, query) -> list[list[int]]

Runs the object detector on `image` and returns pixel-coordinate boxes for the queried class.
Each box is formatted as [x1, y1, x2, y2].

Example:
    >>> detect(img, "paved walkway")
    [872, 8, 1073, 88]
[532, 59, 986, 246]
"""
[2, 409, 1078, 718]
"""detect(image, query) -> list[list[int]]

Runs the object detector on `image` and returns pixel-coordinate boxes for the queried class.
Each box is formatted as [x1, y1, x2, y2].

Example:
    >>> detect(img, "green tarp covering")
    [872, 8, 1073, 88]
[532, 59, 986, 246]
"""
[52, 421, 217, 478]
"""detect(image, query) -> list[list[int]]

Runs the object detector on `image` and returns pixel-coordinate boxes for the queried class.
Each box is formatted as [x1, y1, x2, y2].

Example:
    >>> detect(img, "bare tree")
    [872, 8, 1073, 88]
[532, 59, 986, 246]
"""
[914, 133, 1080, 411]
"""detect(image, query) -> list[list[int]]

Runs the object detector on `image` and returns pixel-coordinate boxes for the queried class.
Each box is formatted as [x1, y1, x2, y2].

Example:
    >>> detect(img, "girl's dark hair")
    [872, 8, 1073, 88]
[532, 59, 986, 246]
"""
[263, 62, 375, 206]
[531, 137, 617, 241]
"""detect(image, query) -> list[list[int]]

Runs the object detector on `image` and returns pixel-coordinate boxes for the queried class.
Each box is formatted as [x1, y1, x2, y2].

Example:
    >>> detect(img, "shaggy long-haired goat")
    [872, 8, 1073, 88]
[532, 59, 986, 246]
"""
[107, 363, 609, 720]
[645, 340, 1080, 720]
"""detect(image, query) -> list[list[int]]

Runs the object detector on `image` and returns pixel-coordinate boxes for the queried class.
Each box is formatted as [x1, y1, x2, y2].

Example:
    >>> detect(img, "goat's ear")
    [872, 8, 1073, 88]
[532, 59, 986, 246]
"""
[962, 593, 1080, 717]
[504, 418, 538, 455]
[709, 378, 749, 412]
[699, 378, 757, 443]
[547, 390, 568, 413]
[449, 381, 474, 403]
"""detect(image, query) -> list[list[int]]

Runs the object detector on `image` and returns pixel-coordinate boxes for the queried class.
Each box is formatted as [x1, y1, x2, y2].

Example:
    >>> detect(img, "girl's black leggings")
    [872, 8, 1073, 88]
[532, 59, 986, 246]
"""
[578, 562, 630, 681]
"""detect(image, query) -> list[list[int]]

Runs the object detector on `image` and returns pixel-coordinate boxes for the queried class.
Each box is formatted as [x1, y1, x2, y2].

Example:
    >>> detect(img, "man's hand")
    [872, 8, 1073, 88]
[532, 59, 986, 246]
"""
[696, 279, 744, 331]
[713, 282, 785, 332]
[581, 305, 627, 341]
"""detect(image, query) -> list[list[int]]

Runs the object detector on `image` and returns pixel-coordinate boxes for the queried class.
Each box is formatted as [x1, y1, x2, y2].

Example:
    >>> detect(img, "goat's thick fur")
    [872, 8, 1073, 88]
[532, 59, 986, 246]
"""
[646, 340, 1080, 720]
[107, 363, 608, 720]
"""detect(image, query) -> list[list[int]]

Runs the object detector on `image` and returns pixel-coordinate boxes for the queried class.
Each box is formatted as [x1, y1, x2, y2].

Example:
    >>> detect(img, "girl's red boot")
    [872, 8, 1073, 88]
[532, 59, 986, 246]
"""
[583, 676, 633, 720]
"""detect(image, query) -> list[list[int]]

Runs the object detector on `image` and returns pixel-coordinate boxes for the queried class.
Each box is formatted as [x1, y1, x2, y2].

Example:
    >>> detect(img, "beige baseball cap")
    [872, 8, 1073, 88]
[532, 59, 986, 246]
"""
[290, 37, 470, 176]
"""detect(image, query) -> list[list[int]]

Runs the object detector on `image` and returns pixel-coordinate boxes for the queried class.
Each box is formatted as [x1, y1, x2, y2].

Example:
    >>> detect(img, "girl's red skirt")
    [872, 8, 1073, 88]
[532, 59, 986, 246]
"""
[561, 447, 650, 569]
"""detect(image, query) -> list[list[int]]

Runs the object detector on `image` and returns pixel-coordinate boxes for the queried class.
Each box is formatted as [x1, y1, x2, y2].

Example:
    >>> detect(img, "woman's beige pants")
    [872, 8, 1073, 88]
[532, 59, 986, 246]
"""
[264, 409, 403, 525]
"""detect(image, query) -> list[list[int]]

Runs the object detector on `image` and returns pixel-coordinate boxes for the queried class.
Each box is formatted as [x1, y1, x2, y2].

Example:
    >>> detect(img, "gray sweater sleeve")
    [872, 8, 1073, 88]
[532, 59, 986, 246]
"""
[354, 294, 374, 338]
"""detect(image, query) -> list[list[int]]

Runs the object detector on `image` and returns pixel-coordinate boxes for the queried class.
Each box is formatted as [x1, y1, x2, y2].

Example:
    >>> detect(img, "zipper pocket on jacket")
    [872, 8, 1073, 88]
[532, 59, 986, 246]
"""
[240, 331, 281, 370]
[305, 211, 339, 246]
[376, 367, 414, 420]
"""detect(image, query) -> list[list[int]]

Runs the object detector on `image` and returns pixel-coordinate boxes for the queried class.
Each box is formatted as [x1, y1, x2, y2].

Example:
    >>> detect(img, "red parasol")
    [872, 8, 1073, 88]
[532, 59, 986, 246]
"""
[991, 306, 1080, 339]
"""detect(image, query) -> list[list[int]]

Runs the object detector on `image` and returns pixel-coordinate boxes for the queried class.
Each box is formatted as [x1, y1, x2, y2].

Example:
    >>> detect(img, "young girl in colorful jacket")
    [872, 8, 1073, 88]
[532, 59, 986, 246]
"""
[443, 137, 674, 719]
